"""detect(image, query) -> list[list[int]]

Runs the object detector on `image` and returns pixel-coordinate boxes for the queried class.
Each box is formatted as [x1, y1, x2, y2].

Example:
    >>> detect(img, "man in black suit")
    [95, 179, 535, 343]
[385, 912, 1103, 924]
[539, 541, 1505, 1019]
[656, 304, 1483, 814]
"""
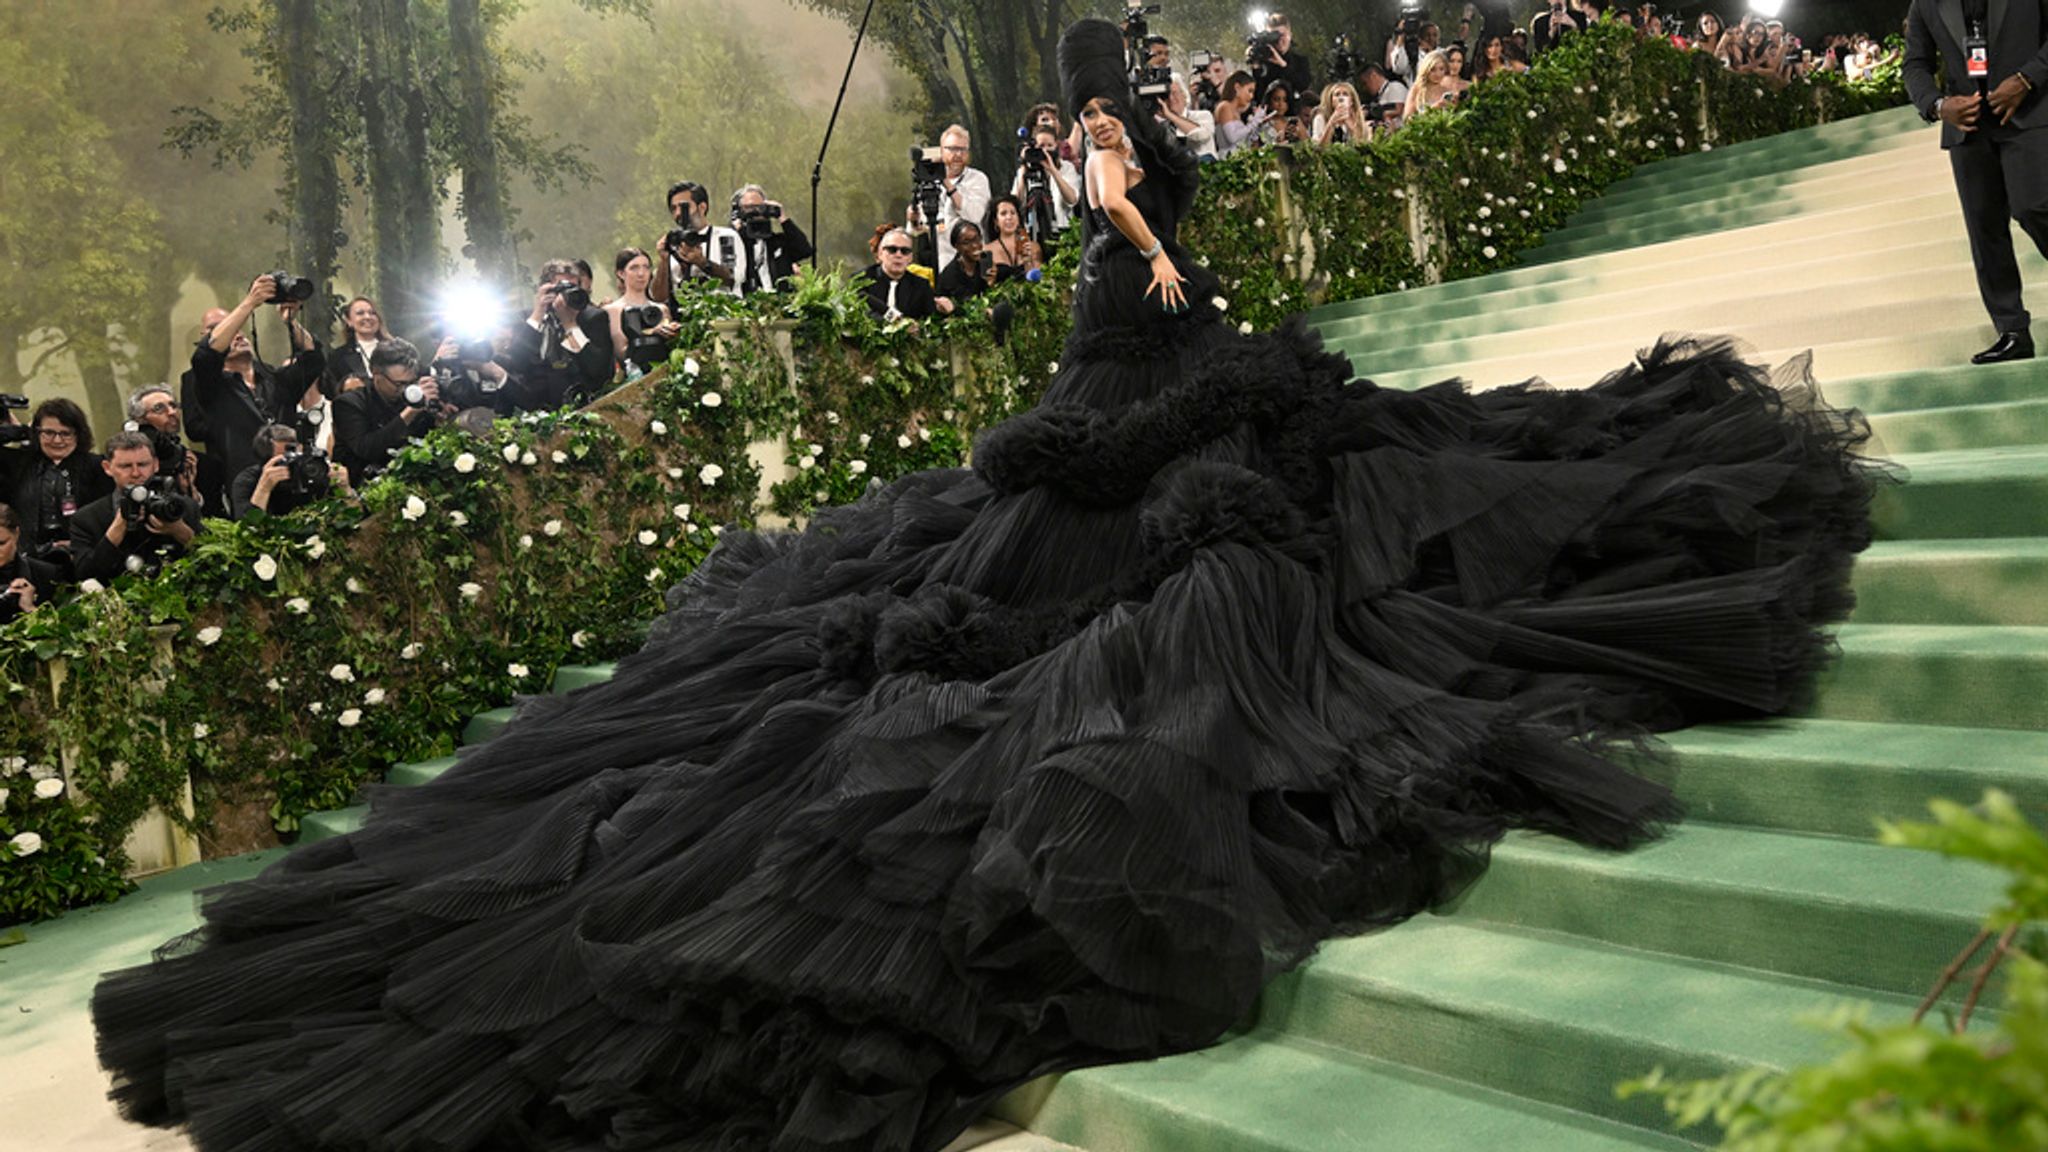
[68, 431, 201, 586]
[858, 229, 938, 324]
[1905, 0, 2048, 363]
[189, 275, 328, 483]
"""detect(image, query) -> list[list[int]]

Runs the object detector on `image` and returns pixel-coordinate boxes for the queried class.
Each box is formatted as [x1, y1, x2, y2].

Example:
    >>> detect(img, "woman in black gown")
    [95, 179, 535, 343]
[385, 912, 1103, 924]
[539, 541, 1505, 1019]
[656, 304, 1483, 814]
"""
[93, 20, 1880, 1152]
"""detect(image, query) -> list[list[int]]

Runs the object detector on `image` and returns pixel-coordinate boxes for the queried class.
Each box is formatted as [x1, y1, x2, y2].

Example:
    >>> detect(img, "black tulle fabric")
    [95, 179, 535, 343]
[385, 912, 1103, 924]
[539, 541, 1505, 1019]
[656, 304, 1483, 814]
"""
[92, 75, 1882, 1152]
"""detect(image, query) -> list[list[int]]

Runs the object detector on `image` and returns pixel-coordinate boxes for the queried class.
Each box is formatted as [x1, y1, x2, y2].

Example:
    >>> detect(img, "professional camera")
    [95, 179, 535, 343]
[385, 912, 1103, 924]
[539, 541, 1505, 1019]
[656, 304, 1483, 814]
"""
[1119, 4, 1170, 104]
[544, 279, 591, 311]
[0, 395, 28, 448]
[119, 476, 181, 525]
[1330, 33, 1362, 86]
[1394, 2, 1428, 72]
[734, 202, 782, 242]
[631, 303, 667, 330]
[279, 446, 332, 500]
[265, 271, 316, 305]
[1246, 27, 1283, 60]
[909, 145, 947, 231]
[136, 423, 189, 482]
[1015, 128, 1058, 246]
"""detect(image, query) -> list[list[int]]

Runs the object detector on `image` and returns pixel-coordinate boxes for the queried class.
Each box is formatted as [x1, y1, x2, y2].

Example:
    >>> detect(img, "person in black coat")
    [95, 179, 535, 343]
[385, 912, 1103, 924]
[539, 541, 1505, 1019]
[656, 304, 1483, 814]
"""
[324, 296, 389, 394]
[0, 504, 60, 625]
[732, 186, 817, 295]
[499, 260, 616, 412]
[934, 220, 996, 310]
[858, 229, 939, 323]
[333, 339, 443, 486]
[1905, 0, 2048, 363]
[0, 398, 112, 577]
[189, 274, 327, 487]
[67, 431, 201, 586]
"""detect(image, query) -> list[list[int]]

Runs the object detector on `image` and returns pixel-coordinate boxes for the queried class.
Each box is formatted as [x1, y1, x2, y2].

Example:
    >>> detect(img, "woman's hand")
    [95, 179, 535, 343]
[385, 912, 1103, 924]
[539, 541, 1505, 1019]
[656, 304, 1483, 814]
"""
[1144, 251, 1186, 313]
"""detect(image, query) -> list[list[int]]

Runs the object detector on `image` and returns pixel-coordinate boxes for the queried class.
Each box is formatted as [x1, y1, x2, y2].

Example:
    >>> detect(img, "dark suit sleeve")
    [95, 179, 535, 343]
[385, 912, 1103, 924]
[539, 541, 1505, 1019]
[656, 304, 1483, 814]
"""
[189, 343, 232, 437]
[269, 346, 326, 420]
[334, 395, 424, 479]
[1903, 0, 1944, 118]
[69, 502, 122, 585]
[777, 223, 816, 280]
[2022, 0, 2048, 90]
[179, 367, 214, 444]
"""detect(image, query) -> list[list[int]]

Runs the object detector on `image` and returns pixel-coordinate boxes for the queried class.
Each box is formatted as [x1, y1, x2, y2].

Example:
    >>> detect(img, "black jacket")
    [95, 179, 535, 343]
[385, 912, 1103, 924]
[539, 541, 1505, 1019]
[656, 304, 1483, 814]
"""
[0, 552, 60, 626]
[499, 311, 615, 413]
[858, 265, 938, 321]
[67, 490, 202, 586]
[0, 445, 112, 566]
[189, 341, 326, 484]
[323, 341, 377, 394]
[738, 220, 817, 295]
[1251, 46, 1313, 99]
[934, 257, 995, 305]
[333, 386, 437, 486]
[1905, 0, 2048, 147]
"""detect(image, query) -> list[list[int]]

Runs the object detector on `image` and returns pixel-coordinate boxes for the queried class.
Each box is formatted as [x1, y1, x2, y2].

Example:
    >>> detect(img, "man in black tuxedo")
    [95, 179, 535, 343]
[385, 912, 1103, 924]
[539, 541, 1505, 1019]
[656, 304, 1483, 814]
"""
[1905, 0, 2048, 363]
[858, 229, 938, 324]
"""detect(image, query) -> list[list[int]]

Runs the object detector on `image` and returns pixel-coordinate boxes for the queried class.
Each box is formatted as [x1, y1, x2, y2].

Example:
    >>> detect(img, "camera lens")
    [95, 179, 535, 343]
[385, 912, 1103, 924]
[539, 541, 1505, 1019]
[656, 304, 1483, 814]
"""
[404, 383, 426, 406]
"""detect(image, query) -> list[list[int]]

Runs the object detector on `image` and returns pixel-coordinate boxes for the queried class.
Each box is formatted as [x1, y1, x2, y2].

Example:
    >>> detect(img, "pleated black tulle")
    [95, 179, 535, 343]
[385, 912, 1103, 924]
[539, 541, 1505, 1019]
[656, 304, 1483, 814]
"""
[92, 174, 1883, 1152]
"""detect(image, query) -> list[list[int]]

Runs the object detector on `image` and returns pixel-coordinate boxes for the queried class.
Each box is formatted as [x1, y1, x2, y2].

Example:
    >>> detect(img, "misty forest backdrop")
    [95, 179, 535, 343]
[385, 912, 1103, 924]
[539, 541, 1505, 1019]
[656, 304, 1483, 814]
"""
[4, 0, 1902, 440]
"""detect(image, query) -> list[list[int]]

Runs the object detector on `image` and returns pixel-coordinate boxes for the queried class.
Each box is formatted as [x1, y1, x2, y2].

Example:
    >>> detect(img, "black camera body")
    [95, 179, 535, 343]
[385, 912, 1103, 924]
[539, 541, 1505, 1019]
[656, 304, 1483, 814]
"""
[909, 146, 948, 229]
[1331, 33, 1362, 86]
[279, 446, 332, 499]
[1246, 28, 1283, 59]
[546, 279, 592, 311]
[266, 271, 316, 305]
[734, 203, 782, 242]
[120, 476, 181, 525]
[139, 424, 189, 482]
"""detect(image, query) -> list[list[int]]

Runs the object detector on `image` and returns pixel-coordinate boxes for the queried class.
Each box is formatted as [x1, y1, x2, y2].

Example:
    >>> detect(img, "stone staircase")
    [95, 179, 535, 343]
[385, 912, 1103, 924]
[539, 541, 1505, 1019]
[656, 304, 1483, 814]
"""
[301, 103, 2044, 1150]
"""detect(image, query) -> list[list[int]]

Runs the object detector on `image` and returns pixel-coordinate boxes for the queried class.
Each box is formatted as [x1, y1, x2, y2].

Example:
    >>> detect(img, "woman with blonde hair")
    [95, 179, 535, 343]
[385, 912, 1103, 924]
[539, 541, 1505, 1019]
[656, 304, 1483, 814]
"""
[1311, 81, 1370, 145]
[1403, 48, 1458, 119]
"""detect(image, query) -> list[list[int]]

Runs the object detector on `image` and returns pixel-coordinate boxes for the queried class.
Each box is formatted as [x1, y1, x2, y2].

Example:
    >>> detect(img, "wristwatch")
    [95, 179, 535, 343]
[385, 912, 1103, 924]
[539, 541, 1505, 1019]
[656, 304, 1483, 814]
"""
[1927, 96, 1944, 122]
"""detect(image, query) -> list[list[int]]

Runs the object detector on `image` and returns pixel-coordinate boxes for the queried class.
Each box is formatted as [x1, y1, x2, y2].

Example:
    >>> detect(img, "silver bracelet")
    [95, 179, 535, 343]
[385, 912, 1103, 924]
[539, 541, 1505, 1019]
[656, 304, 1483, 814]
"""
[1140, 239, 1163, 260]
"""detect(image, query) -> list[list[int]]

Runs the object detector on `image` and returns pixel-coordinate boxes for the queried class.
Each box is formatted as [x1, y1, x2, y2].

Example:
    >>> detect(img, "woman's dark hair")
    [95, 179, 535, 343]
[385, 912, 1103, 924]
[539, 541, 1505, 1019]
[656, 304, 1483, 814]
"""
[1474, 34, 1505, 80]
[342, 296, 387, 338]
[1221, 70, 1256, 103]
[29, 398, 91, 455]
[0, 504, 21, 534]
[984, 195, 1025, 239]
[1265, 81, 1294, 110]
[948, 219, 983, 252]
[614, 247, 651, 283]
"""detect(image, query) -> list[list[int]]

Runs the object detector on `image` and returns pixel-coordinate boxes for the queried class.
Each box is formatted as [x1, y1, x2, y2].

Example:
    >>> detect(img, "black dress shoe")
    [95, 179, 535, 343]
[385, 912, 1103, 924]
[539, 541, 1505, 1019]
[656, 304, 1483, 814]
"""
[1972, 332, 2036, 364]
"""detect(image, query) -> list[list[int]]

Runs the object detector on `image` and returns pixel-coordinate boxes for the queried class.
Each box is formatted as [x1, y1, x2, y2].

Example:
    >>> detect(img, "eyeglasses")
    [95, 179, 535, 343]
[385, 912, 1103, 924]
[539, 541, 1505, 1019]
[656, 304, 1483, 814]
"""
[880, 245, 913, 255]
[36, 428, 76, 441]
[940, 145, 969, 155]
[145, 401, 180, 415]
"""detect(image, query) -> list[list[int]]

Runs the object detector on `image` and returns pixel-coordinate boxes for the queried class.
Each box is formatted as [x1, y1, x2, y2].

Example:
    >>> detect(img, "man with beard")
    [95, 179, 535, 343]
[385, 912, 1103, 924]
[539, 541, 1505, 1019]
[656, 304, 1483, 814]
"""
[188, 275, 326, 491]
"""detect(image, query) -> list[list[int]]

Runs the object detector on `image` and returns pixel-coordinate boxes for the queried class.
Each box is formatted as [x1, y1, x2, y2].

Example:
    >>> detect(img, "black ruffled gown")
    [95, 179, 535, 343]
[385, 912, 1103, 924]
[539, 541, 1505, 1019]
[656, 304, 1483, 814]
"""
[92, 142, 1880, 1152]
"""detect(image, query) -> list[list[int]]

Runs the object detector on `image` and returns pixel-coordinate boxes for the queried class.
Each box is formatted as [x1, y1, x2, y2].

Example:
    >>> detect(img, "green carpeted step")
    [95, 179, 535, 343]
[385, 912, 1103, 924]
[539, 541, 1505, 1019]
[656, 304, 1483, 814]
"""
[1868, 445, 2048, 540]
[299, 805, 368, 844]
[1528, 170, 1938, 264]
[552, 662, 618, 693]
[997, 1033, 1689, 1152]
[387, 754, 459, 788]
[1852, 538, 2048, 626]
[1655, 718, 2048, 838]
[463, 706, 517, 745]
[1257, 918, 1918, 1134]
[1567, 139, 1925, 224]
[1451, 822, 2000, 998]
[1814, 624, 2048, 730]
[1828, 358, 2048, 415]
[1868, 397, 2048, 454]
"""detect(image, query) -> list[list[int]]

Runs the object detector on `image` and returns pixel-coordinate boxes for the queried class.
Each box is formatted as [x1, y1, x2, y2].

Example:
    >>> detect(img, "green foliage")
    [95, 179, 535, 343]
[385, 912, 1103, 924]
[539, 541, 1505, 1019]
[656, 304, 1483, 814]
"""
[1621, 790, 2048, 1151]
[0, 766, 134, 924]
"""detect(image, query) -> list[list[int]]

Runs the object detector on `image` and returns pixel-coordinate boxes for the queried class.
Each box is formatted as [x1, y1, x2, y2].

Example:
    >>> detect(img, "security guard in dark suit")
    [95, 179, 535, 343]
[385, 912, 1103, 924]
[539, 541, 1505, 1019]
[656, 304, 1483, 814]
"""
[1905, 0, 2048, 363]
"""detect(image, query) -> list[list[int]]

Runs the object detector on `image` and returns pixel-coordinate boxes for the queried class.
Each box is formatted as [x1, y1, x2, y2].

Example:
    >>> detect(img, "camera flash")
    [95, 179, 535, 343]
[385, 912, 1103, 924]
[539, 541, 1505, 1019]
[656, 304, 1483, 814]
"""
[1246, 9, 1268, 29]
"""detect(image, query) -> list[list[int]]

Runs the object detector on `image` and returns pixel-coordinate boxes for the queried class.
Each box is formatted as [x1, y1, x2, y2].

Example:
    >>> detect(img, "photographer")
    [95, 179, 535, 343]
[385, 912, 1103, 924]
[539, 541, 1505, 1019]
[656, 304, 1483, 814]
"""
[126, 385, 216, 517]
[652, 181, 744, 300]
[1248, 11, 1313, 100]
[0, 506, 57, 625]
[1191, 53, 1231, 111]
[333, 339, 441, 486]
[605, 248, 681, 376]
[912, 125, 991, 271]
[502, 261, 616, 412]
[1388, 19, 1442, 82]
[1009, 123, 1082, 239]
[189, 274, 326, 493]
[859, 228, 938, 324]
[732, 185, 815, 295]
[1358, 64, 1411, 125]
[68, 430, 201, 586]
[1160, 77, 1218, 160]
[232, 424, 353, 519]
[1532, 0, 1590, 55]
[324, 296, 388, 394]
[0, 398, 111, 577]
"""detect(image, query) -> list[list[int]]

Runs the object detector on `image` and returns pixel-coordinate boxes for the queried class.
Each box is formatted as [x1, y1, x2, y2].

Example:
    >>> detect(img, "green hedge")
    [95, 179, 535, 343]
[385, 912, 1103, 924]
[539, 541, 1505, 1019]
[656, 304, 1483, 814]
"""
[0, 28, 1903, 926]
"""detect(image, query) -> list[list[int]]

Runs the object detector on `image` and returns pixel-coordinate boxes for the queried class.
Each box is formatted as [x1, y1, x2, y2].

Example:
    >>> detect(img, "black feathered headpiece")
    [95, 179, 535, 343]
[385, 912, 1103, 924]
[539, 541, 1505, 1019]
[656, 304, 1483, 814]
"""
[1058, 19, 1132, 123]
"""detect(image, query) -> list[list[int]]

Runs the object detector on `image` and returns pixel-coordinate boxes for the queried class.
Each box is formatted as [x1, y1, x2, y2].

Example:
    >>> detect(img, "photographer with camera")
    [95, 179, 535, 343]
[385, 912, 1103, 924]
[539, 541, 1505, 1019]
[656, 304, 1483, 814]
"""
[1190, 52, 1231, 111]
[190, 274, 327, 497]
[605, 248, 681, 376]
[1531, 0, 1588, 56]
[653, 181, 744, 301]
[333, 339, 443, 486]
[1388, 16, 1441, 82]
[1248, 11, 1313, 101]
[1357, 64, 1410, 128]
[232, 424, 353, 520]
[0, 506, 57, 625]
[67, 430, 201, 586]
[1010, 123, 1082, 241]
[859, 228, 939, 325]
[732, 185, 816, 296]
[125, 385, 215, 515]
[0, 397, 111, 578]
[908, 126, 991, 272]
[503, 261, 617, 412]
[1160, 76, 1219, 159]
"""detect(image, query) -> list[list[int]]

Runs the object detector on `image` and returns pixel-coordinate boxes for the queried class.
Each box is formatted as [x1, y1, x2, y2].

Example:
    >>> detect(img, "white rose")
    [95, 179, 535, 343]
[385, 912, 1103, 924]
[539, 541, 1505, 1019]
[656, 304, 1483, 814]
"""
[1553, 158, 1568, 173]
[403, 494, 427, 521]
[449, 511, 468, 528]
[507, 663, 529, 678]
[265, 677, 284, 691]
[286, 597, 311, 614]
[1458, 177, 1471, 187]
[1483, 245, 1499, 259]
[667, 467, 684, 480]
[346, 577, 365, 594]
[453, 452, 478, 474]
[711, 525, 724, 536]
[1478, 206, 1492, 218]
[700, 391, 723, 408]
[329, 663, 354, 683]
[517, 534, 533, 550]
[0, 757, 21, 775]
[1252, 217, 1265, 227]
[503, 443, 522, 463]
[551, 450, 568, 464]
[857, 433, 872, 448]
[683, 356, 701, 377]
[918, 428, 931, 442]
[364, 688, 386, 706]
[809, 443, 824, 457]
[24, 764, 52, 781]
[1238, 321, 1254, 335]
[1526, 109, 1537, 119]
[305, 536, 326, 560]
[571, 630, 590, 649]
[698, 464, 724, 485]
[897, 434, 912, 449]
[253, 554, 279, 581]
[309, 701, 324, 715]
[1211, 297, 1228, 312]
[543, 520, 563, 537]
[646, 567, 663, 583]
[672, 503, 692, 520]
[337, 708, 361, 728]
[637, 529, 658, 545]
[400, 643, 422, 659]
[825, 411, 840, 425]
[1046, 361, 1060, 375]
[0, 788, 7, 806]
[650, 420, 669, 436]
[9, 831, 42, 858]
[458, 582, 482, 600]
[520, 450, 537, 465]
[197, 626, 223, 646]
[34, 778, 63, 800]
[849, 460, 868, 475]
[798, 456, 814, 470]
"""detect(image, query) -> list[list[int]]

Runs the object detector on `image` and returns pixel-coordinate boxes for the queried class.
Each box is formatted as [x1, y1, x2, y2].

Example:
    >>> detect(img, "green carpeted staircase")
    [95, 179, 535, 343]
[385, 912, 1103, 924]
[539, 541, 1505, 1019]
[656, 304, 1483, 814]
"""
[300, 103, 2040, 1149]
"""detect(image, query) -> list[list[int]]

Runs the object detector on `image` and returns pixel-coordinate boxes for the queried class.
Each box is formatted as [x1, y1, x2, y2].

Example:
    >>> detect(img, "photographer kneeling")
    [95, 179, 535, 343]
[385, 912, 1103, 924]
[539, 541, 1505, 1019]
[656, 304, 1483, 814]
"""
[334, 339, 442, 487]
[232, 424, 353, 520]
[68, 430, 201, 586]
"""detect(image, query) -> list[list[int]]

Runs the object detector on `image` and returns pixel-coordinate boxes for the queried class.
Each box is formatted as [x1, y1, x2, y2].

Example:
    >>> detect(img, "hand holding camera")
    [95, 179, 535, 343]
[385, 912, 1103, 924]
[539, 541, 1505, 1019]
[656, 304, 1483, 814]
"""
[399, 376, 444, 422]
[6, 577, 36, 613]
